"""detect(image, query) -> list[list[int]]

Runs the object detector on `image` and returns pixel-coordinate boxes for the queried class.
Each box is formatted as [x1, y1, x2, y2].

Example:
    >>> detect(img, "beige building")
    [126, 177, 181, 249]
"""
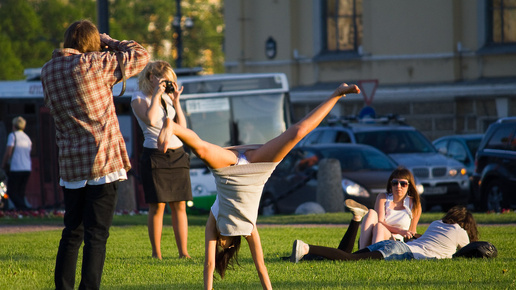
[223, 0, 516, 140]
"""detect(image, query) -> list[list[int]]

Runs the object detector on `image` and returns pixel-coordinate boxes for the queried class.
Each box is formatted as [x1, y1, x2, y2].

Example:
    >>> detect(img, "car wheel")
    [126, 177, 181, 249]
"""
[483, 181, 504, 212]
[259, 193, 277, 216]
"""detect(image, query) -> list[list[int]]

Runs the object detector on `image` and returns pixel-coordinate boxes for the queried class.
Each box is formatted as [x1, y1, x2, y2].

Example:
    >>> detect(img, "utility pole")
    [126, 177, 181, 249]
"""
[97, 0, 109, 34]
[174, 0, 183, 68]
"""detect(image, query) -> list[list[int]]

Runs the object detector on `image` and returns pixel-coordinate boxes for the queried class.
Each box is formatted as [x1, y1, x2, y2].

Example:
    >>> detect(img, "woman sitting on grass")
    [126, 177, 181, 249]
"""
[347, 166, 422, 250]
[290, 205, 478, 262]
[157, 83, 360, 290]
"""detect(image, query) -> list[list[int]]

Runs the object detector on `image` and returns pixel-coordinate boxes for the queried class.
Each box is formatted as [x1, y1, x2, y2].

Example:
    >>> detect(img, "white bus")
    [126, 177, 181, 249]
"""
[0, 70, 291, 212]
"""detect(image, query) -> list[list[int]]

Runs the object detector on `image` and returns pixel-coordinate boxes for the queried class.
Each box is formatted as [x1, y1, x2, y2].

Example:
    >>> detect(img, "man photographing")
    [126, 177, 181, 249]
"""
[41, 19, 149, 290]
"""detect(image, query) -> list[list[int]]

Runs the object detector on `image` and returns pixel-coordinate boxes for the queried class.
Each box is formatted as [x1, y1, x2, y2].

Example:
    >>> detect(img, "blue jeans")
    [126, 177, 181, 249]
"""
[55, 181, 118, 290]
[367, 240, 414, 261]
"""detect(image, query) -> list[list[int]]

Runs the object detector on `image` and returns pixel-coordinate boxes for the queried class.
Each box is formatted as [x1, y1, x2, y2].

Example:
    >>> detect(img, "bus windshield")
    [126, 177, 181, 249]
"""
[185, 93, 287, 147]
[178, 73, 291, 169]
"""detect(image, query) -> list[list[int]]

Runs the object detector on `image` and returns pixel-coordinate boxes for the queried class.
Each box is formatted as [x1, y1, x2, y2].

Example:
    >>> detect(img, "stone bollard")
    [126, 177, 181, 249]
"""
[316, 158, 344, 212]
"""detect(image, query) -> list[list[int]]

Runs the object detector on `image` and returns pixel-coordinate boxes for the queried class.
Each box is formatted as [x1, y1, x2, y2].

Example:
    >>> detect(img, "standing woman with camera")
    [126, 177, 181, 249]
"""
[131, 60, 192, 259]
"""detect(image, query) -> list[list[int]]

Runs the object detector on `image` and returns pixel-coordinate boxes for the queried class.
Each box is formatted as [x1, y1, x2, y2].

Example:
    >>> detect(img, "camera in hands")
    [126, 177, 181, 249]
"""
[163, 80, 175, 94]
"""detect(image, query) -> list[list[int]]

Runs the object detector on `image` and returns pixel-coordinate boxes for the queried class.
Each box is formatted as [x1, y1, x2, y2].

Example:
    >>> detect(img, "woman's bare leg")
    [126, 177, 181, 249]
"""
[148, 203, 166, 259]
[359, 210, 378, 249]
[158, 119, 238, 169]
[246, 83, 360, 163]
[372, 222, 392, 244]
[159, 83, 359, 167]
[169, 201, 190, 258]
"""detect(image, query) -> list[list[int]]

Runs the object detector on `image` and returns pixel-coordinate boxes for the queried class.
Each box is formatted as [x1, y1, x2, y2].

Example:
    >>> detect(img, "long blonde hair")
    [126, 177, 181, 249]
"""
[138, 60, 177, 96]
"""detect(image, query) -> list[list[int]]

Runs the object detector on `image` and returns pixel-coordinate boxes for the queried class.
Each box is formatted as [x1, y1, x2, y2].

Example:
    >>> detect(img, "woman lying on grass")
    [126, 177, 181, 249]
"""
[158, 83, 360, 289]
[291, 205, 478, 262]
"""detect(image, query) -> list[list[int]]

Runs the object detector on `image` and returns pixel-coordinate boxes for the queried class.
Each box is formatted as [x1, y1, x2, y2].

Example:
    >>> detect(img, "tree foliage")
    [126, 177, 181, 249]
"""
[0, 0, 224, 80]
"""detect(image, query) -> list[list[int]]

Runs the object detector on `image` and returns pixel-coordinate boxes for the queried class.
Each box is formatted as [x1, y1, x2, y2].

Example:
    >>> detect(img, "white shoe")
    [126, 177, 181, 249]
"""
[345, 199, 368, 220]
[290, 240, 308, 263]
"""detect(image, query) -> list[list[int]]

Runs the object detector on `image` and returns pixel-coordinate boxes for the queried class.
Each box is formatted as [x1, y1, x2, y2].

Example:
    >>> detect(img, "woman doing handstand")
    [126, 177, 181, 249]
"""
[158, 83, 360, 290]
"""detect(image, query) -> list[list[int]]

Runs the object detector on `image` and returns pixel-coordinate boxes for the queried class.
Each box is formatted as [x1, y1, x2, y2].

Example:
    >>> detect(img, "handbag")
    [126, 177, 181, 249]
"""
[4, 132, 16, 175]
[453, 241, 498, 259]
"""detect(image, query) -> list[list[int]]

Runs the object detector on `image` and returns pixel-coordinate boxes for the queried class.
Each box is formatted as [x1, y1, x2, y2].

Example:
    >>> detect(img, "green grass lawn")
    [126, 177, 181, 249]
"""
[1, 211, 515, 289]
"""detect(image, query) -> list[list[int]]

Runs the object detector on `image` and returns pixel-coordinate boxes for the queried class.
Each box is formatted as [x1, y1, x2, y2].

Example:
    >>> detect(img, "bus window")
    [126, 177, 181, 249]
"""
[233, 93, 287, 145]
[185, 98, 231, 147]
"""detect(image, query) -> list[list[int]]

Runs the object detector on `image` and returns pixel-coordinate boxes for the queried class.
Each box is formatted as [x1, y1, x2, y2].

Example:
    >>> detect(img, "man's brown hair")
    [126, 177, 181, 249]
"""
[63, 20, 101, 53]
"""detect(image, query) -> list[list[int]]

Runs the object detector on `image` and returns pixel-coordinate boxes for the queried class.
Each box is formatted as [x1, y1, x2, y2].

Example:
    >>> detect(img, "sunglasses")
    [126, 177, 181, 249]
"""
[391, 179, 409, 187]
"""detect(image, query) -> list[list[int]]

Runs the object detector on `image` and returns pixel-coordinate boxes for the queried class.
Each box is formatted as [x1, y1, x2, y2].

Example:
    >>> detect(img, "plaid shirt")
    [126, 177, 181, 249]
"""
[41, 39, 150, 182]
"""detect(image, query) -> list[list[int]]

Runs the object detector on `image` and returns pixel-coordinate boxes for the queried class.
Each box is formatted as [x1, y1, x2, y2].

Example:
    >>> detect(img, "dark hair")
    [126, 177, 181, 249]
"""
[63, 20, 101, 53]
[442, 205, 479, 242]
[215, 235, 242, 279]
[386, 166, 421, 216]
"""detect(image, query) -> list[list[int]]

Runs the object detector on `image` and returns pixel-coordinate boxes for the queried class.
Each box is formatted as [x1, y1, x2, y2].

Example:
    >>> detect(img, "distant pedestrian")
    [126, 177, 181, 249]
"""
[1, 116, 32, 210]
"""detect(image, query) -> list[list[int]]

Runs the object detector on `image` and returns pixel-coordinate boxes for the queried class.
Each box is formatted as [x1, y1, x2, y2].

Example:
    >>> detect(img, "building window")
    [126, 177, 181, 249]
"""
[489, 0, 516, 45]
[324, 0, 363, 52]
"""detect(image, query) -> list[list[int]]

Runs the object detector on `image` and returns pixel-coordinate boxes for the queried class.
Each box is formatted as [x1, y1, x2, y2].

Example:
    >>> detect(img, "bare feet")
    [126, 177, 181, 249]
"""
[333, 83, 360, 97]
[157, 118, 174, 153]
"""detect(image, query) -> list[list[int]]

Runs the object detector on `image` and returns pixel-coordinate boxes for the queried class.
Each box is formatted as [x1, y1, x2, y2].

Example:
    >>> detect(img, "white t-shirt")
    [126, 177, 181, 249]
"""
[407, 220, 470, 259]
[6, 131, 32, 172]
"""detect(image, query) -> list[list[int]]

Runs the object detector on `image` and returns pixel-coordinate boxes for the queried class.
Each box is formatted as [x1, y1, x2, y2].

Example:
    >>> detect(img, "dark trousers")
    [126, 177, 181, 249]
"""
[6, 171, 31, 210]
[55, 181, 118, 290]
[337, 219, 360, 253]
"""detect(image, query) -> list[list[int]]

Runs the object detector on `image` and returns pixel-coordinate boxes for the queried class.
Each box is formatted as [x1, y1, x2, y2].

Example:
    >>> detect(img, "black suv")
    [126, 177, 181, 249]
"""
[298, 117, 470, 211]
[472, 117, 516, 212]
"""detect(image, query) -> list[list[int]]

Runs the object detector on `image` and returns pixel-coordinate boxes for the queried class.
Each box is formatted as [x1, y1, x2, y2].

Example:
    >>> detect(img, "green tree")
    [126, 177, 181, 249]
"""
[32, 0, 97, 49]
[0, 33, 24, 79]
[109, 0, 176, 64]
[0, 0, 52, 75]
[108, 0, 225, 73]
[0, 0, 224, 80]
[181, 0, 225, 73]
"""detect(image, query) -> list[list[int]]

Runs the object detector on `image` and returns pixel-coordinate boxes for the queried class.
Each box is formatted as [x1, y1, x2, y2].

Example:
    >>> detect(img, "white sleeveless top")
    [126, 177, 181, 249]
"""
[131, 91, 183, 149]
[384, 194, 413, 241]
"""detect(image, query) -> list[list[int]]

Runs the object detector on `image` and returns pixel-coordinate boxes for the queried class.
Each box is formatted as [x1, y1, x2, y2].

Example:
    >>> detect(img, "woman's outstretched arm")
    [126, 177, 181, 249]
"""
[246, 83, 360, 163]
[246, 228, 272, 290]
[204, 213, 218, 290]
[158, 118, 238, 169]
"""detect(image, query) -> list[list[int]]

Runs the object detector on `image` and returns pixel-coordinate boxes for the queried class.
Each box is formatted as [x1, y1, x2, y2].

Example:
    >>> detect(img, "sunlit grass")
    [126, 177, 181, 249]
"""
[1, 211, 515, 289]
